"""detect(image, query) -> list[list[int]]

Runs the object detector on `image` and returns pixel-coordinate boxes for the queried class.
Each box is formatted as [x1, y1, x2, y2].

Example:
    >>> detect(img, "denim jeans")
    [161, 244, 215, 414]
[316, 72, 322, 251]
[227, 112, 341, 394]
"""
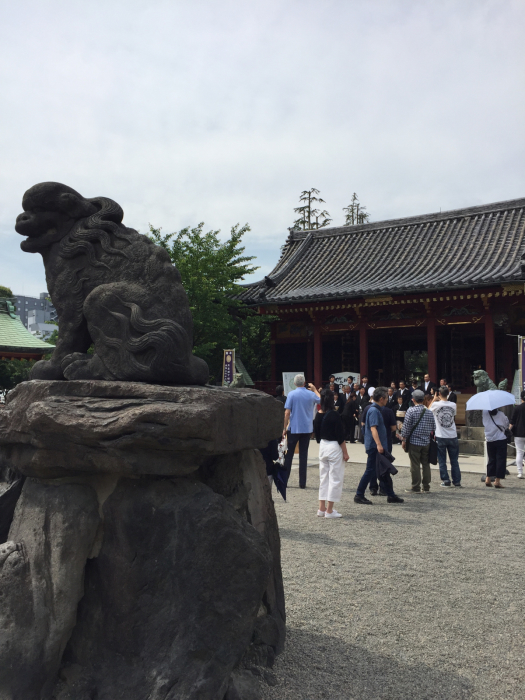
[356, 447, 395, 497]
[436, 437, 461, 484]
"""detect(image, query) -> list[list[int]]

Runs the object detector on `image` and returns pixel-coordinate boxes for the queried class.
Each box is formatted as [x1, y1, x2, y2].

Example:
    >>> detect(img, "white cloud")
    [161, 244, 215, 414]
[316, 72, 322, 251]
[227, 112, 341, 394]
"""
[0, 0, 523, 296]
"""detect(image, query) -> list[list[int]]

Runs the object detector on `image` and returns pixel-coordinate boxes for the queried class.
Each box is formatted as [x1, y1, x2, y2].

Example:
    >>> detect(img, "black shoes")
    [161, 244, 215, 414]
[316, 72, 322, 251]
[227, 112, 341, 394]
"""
[369, 489, 378, 496]
[354, 495, 373, 505]
[387, 495, 404, 503]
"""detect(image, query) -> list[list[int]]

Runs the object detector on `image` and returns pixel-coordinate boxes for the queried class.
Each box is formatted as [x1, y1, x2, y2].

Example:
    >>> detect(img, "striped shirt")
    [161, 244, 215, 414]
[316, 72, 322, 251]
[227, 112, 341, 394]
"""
[401, 405, 436, 446]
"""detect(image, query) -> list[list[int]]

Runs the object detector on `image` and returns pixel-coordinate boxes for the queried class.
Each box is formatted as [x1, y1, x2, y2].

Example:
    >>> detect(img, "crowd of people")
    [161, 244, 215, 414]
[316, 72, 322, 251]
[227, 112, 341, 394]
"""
[270, 373, 519, 519]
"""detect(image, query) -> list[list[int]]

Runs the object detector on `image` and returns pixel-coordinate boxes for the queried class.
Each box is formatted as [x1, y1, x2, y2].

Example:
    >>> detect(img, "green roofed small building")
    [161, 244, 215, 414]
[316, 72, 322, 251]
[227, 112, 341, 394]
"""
[0, 298, 55, 360]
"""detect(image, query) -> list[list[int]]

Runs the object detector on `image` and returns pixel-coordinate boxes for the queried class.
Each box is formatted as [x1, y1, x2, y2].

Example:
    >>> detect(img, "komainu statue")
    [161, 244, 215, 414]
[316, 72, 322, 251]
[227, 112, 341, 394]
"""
[473, 369, 508, 392]
[15, 182, 208, 385]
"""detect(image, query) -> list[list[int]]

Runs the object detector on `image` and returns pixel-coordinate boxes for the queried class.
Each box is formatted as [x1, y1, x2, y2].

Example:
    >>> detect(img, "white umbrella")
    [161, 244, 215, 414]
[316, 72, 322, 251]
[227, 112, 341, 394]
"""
[466, 390, 516, 411]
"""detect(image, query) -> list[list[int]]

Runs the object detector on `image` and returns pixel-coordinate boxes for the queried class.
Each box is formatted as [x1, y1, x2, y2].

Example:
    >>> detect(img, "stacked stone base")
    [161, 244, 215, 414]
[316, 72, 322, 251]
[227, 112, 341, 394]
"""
[0, 381, 285, 700]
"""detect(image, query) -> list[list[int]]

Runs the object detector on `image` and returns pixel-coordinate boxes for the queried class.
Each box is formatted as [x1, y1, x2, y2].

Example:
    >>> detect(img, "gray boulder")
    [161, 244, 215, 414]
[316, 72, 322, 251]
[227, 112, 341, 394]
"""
[0, 479, 100, 700]
[53, 477, 271, 700]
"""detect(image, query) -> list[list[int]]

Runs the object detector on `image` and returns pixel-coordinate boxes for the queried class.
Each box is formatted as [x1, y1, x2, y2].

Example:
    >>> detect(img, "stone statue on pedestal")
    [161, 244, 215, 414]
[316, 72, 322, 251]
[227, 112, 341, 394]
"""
[0, 183, 285, 700]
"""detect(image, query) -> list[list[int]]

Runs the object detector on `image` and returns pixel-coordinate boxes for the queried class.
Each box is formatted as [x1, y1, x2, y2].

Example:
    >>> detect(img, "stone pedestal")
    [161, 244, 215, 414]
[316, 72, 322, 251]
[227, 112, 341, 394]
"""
[0, 381, 285, 700]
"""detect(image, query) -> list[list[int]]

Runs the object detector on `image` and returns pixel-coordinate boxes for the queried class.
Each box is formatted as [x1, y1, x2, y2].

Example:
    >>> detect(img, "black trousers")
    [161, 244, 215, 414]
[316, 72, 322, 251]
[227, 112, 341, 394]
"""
[283, 432, 311, 487]
[487, 439, 507, 479]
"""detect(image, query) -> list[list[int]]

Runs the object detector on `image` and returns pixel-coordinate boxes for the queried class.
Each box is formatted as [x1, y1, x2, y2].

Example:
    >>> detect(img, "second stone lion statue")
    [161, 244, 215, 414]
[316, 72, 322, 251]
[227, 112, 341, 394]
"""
[15, 182, 209, 385]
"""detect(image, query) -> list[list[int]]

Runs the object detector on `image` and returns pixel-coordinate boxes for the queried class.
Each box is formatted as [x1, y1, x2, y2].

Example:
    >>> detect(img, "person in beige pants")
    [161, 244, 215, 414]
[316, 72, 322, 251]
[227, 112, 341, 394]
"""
[401, 390, 436, 493]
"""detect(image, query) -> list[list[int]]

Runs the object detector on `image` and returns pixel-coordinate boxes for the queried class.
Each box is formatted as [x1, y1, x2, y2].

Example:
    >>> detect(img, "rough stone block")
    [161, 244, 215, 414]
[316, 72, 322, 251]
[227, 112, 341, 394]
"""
[0, 380, 283, 478]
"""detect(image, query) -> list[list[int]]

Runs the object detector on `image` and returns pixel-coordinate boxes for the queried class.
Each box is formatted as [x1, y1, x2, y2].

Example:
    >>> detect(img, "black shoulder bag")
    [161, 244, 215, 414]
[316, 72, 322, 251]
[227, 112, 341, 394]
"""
[490, 413, 513, 444]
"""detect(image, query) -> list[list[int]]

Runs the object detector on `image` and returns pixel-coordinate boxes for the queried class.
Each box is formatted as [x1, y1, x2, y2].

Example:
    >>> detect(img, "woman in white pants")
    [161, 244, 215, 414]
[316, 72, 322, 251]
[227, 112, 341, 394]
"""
[510, 390, 525, 478]
[313, 389, 349, 518]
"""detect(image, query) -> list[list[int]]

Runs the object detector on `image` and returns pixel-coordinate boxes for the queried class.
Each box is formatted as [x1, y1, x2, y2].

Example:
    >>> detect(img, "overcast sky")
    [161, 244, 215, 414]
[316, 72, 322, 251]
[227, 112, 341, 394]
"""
[1, 0, 524, 298]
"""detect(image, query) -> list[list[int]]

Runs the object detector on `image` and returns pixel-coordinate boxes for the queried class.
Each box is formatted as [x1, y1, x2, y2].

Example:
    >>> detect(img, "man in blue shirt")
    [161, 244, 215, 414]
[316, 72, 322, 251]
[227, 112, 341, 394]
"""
[354, 387, 404, 504]
[283, 374, 320, 488]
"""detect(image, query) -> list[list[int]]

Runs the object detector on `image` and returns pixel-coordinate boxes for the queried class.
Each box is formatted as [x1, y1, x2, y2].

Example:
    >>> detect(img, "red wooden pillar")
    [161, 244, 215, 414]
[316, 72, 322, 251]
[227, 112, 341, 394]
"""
[307, 338, 313, 382]
[427, 317, 437, 382]
[359, 323, 368, 379]
[503, 333, 515, 387]
[314, 323, 322, 388]
[485, 312, 496, 381]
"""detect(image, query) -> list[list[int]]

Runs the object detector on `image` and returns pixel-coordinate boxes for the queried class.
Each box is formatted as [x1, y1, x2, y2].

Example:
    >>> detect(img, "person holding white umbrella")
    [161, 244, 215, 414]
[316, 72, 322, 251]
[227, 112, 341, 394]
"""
[466, 390, 514, 489]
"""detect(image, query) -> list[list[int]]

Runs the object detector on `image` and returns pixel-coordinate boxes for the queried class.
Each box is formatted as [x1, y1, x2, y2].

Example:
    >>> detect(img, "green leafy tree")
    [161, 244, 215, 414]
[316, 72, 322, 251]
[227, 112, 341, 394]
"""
[0, 285, 14, 298]
[293, 189, 332, 230]
[0, 359, 35, 400]
[148, 222, 272, 382]
[343, 193, 370, 225]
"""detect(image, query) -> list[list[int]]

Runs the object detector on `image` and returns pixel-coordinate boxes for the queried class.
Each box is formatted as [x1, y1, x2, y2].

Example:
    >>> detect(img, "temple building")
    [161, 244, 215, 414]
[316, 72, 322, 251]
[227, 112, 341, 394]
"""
[240, 198, 525, 391]
[0, 297, 54, 360]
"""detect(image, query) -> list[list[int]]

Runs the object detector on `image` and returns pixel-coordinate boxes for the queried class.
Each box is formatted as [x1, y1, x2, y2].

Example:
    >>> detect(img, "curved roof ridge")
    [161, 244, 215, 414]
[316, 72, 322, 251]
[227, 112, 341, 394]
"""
[290, 197, 525, 241]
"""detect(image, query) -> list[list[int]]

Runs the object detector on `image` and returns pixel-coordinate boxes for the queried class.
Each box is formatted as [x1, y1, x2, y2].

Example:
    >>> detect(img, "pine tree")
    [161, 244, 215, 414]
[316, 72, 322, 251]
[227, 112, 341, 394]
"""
[292, 189, 332, 230]
[343, 193, 370, 225]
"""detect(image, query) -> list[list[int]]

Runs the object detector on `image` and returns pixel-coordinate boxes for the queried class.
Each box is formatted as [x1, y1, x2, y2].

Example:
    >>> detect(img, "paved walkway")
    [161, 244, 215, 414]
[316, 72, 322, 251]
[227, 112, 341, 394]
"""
[289, 440, 519, 475]
[261, 463, 525, 700]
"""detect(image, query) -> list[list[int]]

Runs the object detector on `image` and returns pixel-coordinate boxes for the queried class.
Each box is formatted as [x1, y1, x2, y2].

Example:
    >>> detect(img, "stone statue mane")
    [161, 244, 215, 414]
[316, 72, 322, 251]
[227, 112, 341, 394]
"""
[15, 182, 209, 385]
[473, 369, 508, 393]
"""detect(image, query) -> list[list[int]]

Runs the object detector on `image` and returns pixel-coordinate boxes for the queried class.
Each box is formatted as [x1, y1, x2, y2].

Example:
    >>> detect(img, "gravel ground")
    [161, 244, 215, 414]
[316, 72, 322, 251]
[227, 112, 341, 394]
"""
[260, 463, 525, 700]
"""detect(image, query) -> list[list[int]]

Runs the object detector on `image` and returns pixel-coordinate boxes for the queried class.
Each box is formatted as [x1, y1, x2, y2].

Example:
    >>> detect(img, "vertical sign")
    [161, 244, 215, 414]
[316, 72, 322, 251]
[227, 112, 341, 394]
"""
[222, 349, 235, 386]
[521, 337, 525, 393]
[282, 372, 304, 396]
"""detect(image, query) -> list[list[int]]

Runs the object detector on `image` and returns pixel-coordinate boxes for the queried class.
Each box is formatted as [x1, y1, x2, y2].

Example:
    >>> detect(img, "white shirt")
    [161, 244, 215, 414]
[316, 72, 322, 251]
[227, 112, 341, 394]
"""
[482, 410, 510, 442]
[429, 400, 457, 439]
[425, 381, 430, 390]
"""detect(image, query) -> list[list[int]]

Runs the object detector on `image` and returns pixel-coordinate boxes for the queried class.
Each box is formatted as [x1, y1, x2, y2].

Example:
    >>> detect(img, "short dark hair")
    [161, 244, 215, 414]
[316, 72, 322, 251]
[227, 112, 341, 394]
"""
[320, 388, 335, 412]
[329, 375, 335, 379]
[275, 385, 284, 396]
[439, 386, 448, 398]
[373, 386, 388, 402]
[399, 380, 406, 385]
[362, 375, 368, 380]
[412, 380, 418, 386]
[347, 376, 353, 381]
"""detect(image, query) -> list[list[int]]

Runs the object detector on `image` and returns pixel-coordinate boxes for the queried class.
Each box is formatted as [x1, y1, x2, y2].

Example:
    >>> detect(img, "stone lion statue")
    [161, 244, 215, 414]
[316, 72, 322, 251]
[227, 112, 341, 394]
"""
[473, 370, 508, 393]
[15, 182, 209, 385]
[229, 373, 245, 389]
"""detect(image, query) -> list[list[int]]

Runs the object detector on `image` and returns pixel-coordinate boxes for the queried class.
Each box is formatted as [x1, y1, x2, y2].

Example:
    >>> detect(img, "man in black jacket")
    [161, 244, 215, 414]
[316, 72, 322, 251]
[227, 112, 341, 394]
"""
[447, 384, 457, 404]
[421, 373, 437, 395]
[395, 380, 411, 410]
[386, 387, 397, 409]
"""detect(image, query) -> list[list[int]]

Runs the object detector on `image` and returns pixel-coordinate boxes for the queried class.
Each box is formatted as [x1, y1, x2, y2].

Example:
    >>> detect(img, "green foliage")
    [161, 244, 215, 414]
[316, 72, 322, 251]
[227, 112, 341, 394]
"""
[148, 222, 273, 382]
[0, 285, 14, 298]
[0, 359, 35, 400]
[292, 189, 332, 230]
[343, 193, 370, 225]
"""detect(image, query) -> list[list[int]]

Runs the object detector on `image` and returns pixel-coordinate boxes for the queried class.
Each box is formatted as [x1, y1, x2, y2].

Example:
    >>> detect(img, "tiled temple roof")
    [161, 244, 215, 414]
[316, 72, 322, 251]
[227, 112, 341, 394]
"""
[240, 198, 525, 304]
[0, 298, 55, 354]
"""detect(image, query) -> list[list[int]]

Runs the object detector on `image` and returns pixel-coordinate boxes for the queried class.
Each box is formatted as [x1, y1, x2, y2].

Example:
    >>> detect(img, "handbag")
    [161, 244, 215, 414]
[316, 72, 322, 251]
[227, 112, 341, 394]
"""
[489, 413, 513, 444]
[428, 434, 438, 464]
[403, 407, 426, 453]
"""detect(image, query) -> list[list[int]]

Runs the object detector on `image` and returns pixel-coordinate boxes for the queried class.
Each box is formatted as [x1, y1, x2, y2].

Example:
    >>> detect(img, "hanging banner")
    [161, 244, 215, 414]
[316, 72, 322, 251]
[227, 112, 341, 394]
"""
[331, 372, 361, 391]
[282, 372, 304, 396]
[222, 349, 235, 386]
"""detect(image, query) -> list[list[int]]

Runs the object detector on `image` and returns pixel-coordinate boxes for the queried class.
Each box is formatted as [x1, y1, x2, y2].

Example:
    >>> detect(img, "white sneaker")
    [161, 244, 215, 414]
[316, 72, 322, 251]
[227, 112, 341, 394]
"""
[325, 510, 343, 519]
[518, 474, 524, 479]
[317, 509, 326, 517]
